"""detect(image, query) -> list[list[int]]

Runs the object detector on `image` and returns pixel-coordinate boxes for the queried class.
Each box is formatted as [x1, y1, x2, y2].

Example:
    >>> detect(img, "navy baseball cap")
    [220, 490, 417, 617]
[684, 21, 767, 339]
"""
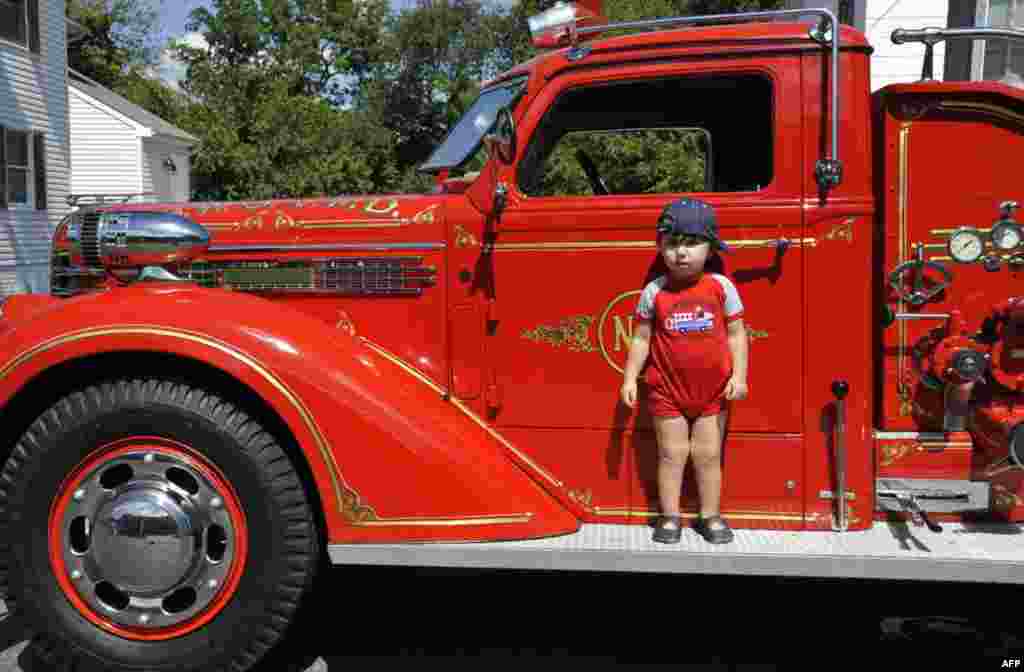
[656, 198, 729, 252]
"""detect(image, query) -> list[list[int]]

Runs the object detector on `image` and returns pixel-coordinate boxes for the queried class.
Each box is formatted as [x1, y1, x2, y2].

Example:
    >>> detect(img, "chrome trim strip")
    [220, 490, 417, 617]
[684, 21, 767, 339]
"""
[873, 431, 947, 440]
[208, 243, 446, 253]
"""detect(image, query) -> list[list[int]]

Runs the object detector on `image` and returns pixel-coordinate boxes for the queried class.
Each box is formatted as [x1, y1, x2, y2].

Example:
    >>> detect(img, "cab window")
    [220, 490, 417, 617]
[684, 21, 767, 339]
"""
[518, 74, 773, 196]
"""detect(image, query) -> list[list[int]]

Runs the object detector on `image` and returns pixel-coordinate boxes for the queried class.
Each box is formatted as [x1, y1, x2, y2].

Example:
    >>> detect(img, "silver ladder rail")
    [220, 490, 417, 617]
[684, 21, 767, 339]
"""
[892, 26, 1024, 80]
[575, 8, 843, 189]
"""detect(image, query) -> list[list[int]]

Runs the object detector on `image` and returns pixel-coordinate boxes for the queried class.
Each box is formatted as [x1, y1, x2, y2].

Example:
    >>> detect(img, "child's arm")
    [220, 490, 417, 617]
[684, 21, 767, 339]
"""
[725, 318, 748, 400]
[621, 320, 652, 408]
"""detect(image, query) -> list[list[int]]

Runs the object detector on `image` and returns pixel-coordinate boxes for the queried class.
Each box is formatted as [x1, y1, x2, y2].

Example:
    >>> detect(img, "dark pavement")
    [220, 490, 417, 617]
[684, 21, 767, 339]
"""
[2, 566, 1024, 668]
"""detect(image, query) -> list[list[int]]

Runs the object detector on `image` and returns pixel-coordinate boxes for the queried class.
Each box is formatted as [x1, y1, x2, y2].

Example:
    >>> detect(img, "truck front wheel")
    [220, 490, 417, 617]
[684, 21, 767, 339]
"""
[0, 379, 319, 672]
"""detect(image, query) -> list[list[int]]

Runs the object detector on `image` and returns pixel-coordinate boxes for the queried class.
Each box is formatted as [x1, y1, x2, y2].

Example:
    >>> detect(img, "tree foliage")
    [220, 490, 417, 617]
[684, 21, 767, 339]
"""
[66, 0, 162, 88]
[73, 0, 787, 200]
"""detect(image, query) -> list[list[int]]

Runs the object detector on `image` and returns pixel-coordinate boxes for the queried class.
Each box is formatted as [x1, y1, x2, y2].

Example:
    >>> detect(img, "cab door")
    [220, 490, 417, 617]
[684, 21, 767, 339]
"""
[482, 59, 808, 525]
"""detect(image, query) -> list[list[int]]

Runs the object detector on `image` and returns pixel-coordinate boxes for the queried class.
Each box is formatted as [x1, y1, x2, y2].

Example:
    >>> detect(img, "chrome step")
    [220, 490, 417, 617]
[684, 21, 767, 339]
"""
[876, 478, 990, 513]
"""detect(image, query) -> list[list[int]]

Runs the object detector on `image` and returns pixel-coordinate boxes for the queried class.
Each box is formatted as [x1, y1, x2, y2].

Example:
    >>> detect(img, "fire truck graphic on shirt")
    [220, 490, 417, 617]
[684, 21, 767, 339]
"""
[665, 306, 715, 334]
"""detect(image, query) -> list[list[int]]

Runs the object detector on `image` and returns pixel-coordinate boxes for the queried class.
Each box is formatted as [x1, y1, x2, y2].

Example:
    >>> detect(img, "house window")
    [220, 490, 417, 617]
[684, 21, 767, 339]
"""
[5, 130, 30, 206]
[0, 0, 27, 46]
[838, 1, 855, 26]
[0, 127, 45, 209]
[974, 0, 1024, 85]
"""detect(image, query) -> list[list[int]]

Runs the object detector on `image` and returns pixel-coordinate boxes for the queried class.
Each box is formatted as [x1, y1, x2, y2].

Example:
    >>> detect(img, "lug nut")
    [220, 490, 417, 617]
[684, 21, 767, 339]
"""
[210, 497, 223, 509]
[73, 489, 86, 501]
[138, 614, 151, 624]
[144, 453, 155, 463]
[71, 570, 82, 580]
[207, 579, 218, 589]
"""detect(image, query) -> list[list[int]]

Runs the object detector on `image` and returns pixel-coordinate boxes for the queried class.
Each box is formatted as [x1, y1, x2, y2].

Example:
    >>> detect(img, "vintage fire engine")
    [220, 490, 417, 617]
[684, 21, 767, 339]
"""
[1, 2, 1023, 670]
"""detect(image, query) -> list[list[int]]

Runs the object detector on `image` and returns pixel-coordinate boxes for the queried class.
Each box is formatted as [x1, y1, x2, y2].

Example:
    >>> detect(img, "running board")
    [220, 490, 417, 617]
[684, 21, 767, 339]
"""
[328, 521, 1024, 584]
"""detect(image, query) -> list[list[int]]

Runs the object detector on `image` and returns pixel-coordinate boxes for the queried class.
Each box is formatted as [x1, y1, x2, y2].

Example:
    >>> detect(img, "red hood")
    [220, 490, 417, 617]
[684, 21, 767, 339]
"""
[103, 195, 447, 247]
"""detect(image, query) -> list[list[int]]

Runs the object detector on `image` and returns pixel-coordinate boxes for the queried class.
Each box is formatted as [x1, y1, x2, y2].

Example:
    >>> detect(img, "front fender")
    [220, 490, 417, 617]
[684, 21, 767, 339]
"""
[0, 286, 578, 543]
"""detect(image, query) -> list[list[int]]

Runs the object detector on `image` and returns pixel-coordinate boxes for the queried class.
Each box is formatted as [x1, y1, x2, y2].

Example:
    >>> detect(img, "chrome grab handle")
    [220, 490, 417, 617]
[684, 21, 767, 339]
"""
[892, 26, 1024, 80]
[893, 313, 950, 321]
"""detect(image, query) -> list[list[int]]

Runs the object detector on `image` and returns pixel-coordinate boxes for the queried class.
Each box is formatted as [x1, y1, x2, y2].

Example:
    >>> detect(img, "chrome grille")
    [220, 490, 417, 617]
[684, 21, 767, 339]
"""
[80, 212, 101, 267]
[179, 258, 437, 295]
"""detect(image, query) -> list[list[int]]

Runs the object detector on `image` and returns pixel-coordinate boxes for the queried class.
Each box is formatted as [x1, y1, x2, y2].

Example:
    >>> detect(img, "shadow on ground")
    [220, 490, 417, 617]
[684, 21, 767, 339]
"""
[4, 567, 1024, 668]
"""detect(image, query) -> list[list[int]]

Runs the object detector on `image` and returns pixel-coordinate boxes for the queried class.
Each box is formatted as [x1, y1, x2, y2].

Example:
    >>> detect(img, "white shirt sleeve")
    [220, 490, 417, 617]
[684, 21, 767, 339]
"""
[711, 274, 744, 319]
[635, 277, 665, 321]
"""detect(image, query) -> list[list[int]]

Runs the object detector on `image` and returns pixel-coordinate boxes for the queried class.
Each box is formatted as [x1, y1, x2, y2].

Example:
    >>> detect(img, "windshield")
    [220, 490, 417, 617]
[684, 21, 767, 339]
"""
[418, 77, 527, 174]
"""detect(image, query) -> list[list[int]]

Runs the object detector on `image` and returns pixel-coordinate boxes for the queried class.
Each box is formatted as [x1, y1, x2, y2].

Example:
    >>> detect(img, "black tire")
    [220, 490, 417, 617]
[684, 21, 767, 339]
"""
[0, 379, 320, 672]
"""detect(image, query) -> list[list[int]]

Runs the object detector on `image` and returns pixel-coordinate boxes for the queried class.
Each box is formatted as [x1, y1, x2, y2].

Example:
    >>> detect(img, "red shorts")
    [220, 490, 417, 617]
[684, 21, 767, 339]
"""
[648, 377, 729, 420]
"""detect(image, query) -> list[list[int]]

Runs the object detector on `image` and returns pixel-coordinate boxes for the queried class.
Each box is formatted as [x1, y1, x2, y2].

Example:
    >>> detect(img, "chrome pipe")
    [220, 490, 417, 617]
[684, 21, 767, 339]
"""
[832, 380, 849, 532]
[894, 313, 951, 321]
[891, 27, 1024, 80]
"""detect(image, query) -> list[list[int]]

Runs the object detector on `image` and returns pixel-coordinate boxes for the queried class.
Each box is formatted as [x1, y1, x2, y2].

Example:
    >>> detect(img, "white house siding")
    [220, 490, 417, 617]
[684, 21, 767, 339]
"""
[142, 137, 191, 203]
[866, 0, 951, 90]
[0, 0, 70, 294]
[68, 86, 143, 198]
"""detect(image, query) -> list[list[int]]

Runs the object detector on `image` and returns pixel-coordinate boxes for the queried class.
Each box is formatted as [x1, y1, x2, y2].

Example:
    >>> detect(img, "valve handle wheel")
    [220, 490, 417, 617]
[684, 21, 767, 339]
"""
[0, 379, 320, 672]
[888, 259, 953, 306]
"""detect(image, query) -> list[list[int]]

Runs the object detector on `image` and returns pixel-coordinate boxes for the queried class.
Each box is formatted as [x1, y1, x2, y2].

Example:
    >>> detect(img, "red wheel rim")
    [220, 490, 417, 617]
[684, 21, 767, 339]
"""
[48, 437, 249, 641]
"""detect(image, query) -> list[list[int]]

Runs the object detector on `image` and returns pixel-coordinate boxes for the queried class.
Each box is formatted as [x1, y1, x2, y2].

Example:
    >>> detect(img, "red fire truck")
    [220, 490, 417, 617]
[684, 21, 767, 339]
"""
[1, 3, 1022, 670]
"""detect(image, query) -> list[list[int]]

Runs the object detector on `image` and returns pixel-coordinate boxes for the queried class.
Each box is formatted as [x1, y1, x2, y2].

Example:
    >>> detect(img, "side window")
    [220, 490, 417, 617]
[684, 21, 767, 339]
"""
[518, 74, 773, 197]
[531, 128, 710, 197]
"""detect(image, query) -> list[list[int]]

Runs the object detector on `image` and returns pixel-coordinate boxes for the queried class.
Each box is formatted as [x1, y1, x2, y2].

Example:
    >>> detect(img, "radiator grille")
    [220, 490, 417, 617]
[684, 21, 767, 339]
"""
[179, 258, 437, 295]
[80, 212, 101, 267]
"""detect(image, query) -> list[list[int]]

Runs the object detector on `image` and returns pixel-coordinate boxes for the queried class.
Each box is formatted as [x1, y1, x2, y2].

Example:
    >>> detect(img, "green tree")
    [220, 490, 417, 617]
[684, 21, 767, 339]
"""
[365, 0, 514, 171]
[66, 0, 163, 89]
[175, 0, 398, 200]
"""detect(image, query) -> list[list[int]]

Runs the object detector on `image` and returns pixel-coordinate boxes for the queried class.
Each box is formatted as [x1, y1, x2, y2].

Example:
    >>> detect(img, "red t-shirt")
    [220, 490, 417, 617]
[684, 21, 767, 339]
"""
[635, 272, 744, 408]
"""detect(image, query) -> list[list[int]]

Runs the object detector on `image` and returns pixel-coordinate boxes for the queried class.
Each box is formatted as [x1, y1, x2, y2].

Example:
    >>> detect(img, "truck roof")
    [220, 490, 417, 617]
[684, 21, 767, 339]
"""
[484, 20, 872, 89]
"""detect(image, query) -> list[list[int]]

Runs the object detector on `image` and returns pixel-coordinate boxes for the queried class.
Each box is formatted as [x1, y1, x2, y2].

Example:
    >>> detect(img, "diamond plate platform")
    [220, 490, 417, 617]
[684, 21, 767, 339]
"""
[329, 522, 1024, 583]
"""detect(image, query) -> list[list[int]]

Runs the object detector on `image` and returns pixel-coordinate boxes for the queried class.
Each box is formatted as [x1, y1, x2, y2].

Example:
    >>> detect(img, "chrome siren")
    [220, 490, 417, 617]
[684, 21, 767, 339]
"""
[67, 211, 210, 268]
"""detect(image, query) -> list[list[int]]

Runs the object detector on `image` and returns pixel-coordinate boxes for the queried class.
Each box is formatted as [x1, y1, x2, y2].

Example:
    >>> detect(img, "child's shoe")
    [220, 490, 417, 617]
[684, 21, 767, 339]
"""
[652, 515, 682, 544]
[693, 514, 734, 544]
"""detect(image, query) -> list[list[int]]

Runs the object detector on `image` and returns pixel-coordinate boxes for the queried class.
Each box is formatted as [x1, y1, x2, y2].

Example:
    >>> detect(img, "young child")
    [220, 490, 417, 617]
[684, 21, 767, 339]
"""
[620, 198, 748, 544]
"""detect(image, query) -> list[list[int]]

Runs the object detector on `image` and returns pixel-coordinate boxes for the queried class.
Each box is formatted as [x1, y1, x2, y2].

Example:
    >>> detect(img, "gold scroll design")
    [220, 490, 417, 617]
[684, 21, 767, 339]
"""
[275, 212, 297, 231]
[292, 202, 438, 230]
[521, 315, 596, 353]
[880, 442, 919, 467]
[567, 488, 594, 509]
[454, 223, 479, 248]
[194, 203, 228, 215]
[992, 484, 1023, 513]
[825, 219, 855, 243]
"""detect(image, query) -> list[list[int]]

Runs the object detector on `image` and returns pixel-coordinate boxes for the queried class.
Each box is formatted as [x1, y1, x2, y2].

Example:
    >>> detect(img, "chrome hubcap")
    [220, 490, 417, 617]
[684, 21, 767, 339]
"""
[60, 451, 237, 629]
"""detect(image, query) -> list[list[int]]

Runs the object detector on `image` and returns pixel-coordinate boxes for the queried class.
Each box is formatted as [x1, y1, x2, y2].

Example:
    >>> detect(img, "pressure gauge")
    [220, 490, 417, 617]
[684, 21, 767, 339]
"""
[991, 219, 1023, 250]
[947, 228, 985, 263]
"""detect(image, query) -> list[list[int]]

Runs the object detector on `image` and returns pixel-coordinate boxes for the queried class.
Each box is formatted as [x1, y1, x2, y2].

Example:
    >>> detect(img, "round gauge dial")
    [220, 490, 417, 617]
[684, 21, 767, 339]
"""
[947, 228, 985, 263]
[991, 219, 1023, 251]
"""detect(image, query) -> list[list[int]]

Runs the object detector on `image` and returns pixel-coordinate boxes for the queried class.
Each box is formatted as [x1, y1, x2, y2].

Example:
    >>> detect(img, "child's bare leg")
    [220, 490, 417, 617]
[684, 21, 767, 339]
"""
[690, 413, 725, 520]
[652, 415, 691, 525]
